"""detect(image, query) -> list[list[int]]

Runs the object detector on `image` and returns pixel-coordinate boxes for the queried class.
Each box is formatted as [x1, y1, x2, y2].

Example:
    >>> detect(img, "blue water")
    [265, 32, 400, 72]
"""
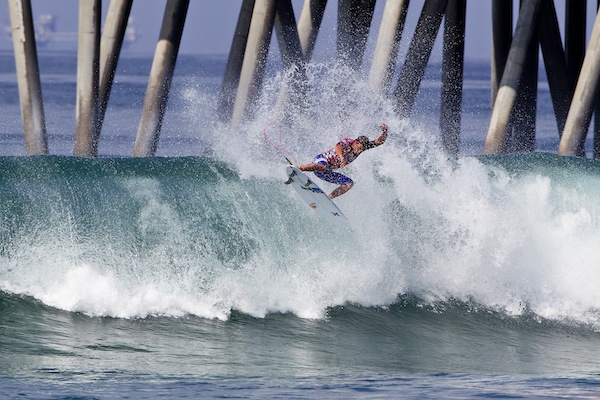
[2, 46, 600, 399]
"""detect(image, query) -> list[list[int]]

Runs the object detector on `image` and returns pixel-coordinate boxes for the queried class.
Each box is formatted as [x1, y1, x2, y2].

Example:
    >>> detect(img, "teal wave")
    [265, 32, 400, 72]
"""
[0, 155, 268, 268]
[1, 153, 600, 323]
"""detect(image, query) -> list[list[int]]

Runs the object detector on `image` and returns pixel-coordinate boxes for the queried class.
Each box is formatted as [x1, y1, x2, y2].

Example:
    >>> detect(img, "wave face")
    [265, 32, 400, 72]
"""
[1, 151, 600, 328]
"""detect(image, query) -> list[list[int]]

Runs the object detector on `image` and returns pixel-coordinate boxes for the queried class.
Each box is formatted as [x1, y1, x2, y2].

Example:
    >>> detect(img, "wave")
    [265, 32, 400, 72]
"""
[0, 150, 599, 328]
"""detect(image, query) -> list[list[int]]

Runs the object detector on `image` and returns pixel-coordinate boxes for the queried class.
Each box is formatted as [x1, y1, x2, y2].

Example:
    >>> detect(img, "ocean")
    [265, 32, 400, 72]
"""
[1, 50, 600, 399]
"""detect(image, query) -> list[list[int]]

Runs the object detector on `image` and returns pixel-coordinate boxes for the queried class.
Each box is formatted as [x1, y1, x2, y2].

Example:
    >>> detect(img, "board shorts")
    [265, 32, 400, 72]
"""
[312, 155, 353, 186]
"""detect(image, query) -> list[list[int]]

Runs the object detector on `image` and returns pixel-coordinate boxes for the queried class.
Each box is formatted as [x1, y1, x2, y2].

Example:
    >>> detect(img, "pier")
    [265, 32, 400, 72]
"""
[6, 0, 600, 158]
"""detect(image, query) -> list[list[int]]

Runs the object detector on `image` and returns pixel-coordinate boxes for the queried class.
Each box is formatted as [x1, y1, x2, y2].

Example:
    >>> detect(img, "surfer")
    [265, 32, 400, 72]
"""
[299, 122, 388, 199]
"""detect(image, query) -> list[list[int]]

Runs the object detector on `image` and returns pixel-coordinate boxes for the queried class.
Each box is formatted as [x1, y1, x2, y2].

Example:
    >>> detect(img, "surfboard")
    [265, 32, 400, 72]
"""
[284, 165, 345, 219]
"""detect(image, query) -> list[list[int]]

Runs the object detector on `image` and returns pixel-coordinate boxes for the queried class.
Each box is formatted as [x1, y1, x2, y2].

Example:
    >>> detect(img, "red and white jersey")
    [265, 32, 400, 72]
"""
[316, 138, 358, 169]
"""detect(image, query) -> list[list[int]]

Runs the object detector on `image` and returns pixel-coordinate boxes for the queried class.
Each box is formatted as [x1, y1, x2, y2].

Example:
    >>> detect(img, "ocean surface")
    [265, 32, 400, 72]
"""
[2, 47, 600, 399]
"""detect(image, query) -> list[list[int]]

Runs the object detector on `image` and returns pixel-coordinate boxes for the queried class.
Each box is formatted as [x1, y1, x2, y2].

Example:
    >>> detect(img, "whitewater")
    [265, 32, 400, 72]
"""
[2, 144, 600, 325]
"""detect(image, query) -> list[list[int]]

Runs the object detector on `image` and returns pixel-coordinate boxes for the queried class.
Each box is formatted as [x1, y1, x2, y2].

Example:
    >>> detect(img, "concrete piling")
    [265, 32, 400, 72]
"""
[565, 0, 587, 156]
[297, 0, 328, 60]
[8, 0, 48, 155]
[513, 53, 538, 153]
[218, 0, 255, 123]
[274, 0, 309, 114]
[595, 109, 600, 158]
[490, 0, 513, 152]
[596, 0, 600, 159]
[97, 0, 133, 134]
[368, 0, 410, 93]
[394, 0, 449, 119]
[565, 0, 586, 90]
[514, 3, 539, 154]
[337, 0, 376, 70]
[491, 0, 513, 104]
[539, 0, 570, 136]
[274, 0, 305, 71]
[595, 116, 600, 158]
[484, 0, 544, 154]
[229, 0, 277, 128]
[74, 0, 101, 157]
[440, 0, 466, 156]
[133, 0, 189, 157]
[559, 8, 600, 156]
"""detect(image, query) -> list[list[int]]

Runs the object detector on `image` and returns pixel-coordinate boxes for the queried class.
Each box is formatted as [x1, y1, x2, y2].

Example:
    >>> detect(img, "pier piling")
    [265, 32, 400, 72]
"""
[539, 0, 570, 136]
[595, 0, 600, 159]
[133, 0, 189, 157]
[98, 0, 133, 134]
[219, 0, 255, 123]
[230, 0, 277, 128]
[440, 0, 466, 156]
[74, 0, 101, 157]
[275, 0, 305, 69]
[513, 11, 538, 153]
[484, 0, 544, 154]
[491, 0, 513, 104]
[566, 0, 586, 91]
[368, 0, 410, 93]
[274, 0, 309, 116]
[559, 9, 600, 156]
[394, 0, 449, 119]
[297, 0, 328, 60]
[9, 0, 48, 155]
[490, 0, 513, 152]
[337, 0, 376, 70]
[565, 0, 587, 155]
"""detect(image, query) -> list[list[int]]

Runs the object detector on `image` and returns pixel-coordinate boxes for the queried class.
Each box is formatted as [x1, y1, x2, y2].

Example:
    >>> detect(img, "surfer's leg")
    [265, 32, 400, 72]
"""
[329, 182, 353, 199]
[314, 170, 353, 199]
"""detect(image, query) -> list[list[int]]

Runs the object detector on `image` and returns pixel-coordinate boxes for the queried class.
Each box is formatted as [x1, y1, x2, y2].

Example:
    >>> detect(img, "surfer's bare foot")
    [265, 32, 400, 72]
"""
[309, 203, 317, 209]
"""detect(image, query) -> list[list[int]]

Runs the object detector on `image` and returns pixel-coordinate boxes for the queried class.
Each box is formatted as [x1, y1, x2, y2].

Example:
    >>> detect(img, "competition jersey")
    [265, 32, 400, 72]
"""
[317, 138, 357, 169]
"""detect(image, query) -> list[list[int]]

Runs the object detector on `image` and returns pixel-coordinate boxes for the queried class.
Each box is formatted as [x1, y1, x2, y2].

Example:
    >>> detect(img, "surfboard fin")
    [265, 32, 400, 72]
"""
[284, 168, 297, 184]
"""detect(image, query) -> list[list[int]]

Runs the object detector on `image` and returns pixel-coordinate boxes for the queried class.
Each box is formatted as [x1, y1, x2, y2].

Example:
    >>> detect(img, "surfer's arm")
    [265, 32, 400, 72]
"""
[374, 123, 388, 146]
[300, 163, 326, 172]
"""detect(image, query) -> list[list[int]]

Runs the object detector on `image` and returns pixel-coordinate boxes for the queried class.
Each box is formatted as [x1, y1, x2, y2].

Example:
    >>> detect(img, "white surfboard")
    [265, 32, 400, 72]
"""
[285, 165, 345, 219]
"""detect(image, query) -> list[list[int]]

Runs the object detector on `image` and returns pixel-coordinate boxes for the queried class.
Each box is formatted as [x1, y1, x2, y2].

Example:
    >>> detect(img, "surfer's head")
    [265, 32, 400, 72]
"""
[355, 136, 374, 152]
